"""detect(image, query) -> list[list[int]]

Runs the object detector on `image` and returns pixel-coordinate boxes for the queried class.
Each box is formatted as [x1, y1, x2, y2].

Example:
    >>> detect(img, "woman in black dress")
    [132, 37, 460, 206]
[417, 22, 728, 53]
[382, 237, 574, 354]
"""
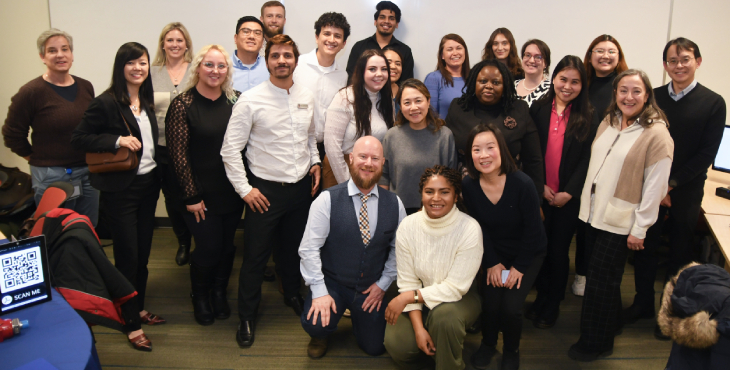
[166, 45, 244, 326]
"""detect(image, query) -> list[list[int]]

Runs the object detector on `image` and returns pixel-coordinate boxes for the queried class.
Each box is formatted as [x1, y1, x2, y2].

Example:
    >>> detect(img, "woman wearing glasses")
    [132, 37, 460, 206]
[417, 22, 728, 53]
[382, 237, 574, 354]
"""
[571, 35, 629, 298]
[514, 39, 551, 107]
[166, 45, 244, 326]
[151, 22, 194, 266]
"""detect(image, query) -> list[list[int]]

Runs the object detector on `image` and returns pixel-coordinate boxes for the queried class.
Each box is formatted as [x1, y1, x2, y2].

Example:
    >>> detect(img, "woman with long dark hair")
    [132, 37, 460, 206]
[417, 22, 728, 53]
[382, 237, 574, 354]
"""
[568, 70, 673, 361]
[526, 55, 596, 329]
[166, 45, 244, 326]
[424, 33, 470, 118]
[72, 42, 163, 351]
[383, 46, 403, 115]
[482, 28, 523, 80]
[322, 49, 394, 189]
[462, 123, 547, 370]
[445, 59, 543, 196]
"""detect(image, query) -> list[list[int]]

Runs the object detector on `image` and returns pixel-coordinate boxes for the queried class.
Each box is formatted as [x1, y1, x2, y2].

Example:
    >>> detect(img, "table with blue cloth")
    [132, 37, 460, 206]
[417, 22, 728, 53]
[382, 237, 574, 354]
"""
[1, 289, 101, 370]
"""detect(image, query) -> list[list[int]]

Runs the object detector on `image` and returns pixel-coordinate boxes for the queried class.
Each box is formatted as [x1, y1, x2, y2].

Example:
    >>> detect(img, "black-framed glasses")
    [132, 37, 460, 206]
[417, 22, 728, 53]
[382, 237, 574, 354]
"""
[523, 53, 543, 62]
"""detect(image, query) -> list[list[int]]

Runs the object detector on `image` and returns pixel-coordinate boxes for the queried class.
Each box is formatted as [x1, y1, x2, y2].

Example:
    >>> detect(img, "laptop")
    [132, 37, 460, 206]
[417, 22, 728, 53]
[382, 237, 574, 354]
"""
[0, 235, 52, 315]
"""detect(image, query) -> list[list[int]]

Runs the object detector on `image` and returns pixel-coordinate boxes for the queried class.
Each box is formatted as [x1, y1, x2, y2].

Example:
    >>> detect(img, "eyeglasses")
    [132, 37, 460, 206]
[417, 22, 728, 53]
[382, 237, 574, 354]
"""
[666, 57, 694, 68]
[593, 49, 618, 56]
[523, 53, 543, 62]
[202, 62, 228, 71]
[239, 28, 263, 38]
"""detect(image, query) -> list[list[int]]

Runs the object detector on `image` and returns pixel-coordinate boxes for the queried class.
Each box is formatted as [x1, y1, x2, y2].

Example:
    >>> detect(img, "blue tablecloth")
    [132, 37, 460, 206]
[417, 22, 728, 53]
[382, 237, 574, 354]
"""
[1, 289, 101, 370]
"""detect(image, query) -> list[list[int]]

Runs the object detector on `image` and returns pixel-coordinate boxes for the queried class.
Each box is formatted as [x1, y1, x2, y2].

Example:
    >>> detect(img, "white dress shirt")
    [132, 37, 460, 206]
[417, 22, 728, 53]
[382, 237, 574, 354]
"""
[292, 49, 348, 143]
[221, 80, 319, 198]
[299, 179, 406, 298]
[134, 110, 156, 175]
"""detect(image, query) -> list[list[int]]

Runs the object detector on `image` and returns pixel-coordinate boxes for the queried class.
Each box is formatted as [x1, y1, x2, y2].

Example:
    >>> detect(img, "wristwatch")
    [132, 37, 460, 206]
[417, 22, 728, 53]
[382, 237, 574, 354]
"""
[413, 290, 419, 303]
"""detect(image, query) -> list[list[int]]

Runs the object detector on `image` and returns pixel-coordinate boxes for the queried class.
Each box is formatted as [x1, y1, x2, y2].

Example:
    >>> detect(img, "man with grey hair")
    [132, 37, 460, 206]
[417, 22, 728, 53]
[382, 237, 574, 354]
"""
[2, 28, 99, 225]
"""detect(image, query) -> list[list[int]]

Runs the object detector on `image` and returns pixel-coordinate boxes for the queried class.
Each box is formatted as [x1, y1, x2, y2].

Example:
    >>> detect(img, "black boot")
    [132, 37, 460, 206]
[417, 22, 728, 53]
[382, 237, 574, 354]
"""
[211, 255, 234, 320]
[190, 263, 215, 326]
[175, 243, 191, 266]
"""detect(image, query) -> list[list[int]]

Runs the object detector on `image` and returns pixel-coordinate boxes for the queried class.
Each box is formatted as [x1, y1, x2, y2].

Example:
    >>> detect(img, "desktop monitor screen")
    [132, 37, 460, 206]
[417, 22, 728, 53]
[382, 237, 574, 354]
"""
[713, 126, 730, 174]
[0, 235, 52, 315]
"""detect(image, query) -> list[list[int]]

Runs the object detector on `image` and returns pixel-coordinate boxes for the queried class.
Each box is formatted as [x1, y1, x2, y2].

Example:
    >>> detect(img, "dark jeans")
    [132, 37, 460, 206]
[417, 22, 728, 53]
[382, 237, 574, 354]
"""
[237, 174, 312, 321]
[535, 198, 581, 307]
[632, 178, 704, 309]
[480, 254, 544, 352]
[101, 172, 160, 312]
[182, 206, 243, 268]
[577, 225, 628, 352]
[301, 278, 388, 356]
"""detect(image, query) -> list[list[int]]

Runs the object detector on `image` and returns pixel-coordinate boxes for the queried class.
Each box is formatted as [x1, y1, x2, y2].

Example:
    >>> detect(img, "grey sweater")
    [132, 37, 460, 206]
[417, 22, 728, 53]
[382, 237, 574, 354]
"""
[380, 124, 457, 209]
[151, 65, 191, 146]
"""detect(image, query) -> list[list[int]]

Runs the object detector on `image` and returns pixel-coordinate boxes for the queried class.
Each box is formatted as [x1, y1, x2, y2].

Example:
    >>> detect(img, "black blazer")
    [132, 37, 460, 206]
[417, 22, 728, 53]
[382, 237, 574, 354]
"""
[71, 92, 158, 192]
[529, 98, 596, 198]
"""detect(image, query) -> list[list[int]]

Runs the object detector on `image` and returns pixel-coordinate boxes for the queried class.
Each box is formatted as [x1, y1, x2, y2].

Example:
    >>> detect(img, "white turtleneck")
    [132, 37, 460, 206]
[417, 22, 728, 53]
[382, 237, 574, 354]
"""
[323, 86, 389, 184]
[395, 206, 483, 312]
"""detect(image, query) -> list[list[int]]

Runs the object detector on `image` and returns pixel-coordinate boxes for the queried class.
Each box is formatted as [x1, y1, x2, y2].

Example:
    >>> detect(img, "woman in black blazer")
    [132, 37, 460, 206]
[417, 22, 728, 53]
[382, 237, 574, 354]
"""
[72, 42, 164, 350]
[526, 55, 596, 328]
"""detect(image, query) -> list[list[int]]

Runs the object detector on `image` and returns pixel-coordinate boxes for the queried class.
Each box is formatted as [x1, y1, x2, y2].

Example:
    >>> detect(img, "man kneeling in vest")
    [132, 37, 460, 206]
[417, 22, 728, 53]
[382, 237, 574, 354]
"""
[299, 136, 406, 358]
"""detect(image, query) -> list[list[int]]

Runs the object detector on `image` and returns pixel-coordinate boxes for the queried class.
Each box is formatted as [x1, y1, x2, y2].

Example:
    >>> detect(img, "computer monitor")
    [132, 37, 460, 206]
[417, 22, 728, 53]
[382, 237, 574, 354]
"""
[712, 126, 730, 174]
[0, 235, 52, 315]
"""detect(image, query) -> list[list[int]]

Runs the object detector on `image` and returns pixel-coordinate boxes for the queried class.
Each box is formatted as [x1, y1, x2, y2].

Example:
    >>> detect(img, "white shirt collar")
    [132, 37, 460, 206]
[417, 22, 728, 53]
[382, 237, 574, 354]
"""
[347, 178, 379, 198]
[668, 79, 698, 99]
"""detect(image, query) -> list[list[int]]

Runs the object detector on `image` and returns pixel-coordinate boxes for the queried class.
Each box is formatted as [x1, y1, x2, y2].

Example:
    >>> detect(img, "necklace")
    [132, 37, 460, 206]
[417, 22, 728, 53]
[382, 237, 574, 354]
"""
[167, 64, 186, 83]
[130, 97, 139, 112]
[521, 79, 541, 92]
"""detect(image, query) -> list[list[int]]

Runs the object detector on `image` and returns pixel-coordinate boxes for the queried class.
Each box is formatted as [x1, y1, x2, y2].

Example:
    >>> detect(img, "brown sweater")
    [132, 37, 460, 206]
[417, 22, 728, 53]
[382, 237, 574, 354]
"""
[2, 76, 94, 167]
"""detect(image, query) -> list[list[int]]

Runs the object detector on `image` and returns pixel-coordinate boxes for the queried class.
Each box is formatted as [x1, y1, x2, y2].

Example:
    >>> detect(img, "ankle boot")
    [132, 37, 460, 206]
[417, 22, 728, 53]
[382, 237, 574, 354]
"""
[211, 255, 234, 319]
[190, 263, 215, 325]
[175, 243, 191, 266]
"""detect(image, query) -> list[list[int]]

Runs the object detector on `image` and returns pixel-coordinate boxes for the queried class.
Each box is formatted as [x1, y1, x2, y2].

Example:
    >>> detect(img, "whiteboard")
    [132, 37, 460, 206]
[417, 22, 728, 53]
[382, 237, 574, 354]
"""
[51, 0, 671, 95]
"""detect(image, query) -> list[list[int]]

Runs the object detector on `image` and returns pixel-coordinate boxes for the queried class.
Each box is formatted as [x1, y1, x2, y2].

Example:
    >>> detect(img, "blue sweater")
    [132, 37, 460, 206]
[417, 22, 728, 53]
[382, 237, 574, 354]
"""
[424, 70, 465, 119]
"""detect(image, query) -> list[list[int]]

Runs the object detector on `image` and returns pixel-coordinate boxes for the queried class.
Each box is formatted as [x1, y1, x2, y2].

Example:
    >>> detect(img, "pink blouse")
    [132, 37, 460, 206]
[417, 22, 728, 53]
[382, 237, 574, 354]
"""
[545, 101, 570, 192]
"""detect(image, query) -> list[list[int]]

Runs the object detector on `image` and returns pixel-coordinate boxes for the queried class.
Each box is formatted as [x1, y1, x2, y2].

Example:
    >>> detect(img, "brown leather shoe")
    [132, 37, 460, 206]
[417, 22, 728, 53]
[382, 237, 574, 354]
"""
[140, 312, 167, 325]
[128, 333, 152, 352]
[307, 337, 328, 359]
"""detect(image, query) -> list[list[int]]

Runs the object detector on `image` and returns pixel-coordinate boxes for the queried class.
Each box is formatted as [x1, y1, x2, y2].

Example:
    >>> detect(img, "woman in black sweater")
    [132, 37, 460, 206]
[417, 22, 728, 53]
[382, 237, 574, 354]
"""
[166, 45, 244, 326]
[446, 59, 544, 197]
[462, 123, 546, 370]
[527, 56, 596, 329]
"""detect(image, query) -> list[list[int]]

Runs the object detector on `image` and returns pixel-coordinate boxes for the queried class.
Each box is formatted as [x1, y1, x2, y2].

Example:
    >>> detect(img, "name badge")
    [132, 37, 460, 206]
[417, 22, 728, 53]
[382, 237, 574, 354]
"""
[297, 104, 308, 109]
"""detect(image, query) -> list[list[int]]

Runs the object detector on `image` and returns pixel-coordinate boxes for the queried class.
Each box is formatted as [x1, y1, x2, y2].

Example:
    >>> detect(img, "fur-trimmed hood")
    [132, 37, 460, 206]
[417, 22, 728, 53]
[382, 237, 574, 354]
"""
[657, 263, 730, 349]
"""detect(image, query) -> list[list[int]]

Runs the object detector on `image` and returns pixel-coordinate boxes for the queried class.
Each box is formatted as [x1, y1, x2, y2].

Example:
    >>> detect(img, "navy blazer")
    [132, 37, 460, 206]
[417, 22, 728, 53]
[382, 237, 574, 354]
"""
[71, 92, 158, 192]
[529, 97, 596, 198]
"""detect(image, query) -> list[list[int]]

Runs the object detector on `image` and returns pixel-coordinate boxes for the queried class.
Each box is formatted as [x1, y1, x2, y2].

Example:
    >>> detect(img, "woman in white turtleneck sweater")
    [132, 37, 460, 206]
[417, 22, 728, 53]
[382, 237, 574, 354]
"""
[322, 49, 394, 189]
[384, 165, 483, 370]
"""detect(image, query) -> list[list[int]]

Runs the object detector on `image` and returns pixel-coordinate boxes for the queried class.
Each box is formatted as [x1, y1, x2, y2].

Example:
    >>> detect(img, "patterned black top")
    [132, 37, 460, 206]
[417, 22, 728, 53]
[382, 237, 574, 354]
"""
[514, 78, 550, 107]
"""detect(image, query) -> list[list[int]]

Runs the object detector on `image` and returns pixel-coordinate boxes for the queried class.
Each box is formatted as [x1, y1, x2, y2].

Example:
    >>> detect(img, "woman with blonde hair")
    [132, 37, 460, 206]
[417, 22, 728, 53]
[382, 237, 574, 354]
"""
[166, 45, 243, 326]
[151, 22, 195, 266]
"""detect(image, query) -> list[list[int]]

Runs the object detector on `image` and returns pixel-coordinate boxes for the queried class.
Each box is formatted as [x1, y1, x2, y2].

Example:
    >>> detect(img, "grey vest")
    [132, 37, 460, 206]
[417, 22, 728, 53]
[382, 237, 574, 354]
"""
[320, 182, 399, 291]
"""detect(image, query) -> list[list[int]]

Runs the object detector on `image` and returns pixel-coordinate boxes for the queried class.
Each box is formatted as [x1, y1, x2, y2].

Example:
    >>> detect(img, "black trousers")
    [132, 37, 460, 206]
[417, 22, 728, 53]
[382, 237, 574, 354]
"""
[577, 225, 628, 352]
[535, 198, 581, 306]
[101, 172, 160, 312]
[183, 206, 243, 268]
[480, 254, 544, 352]
[158, 154, 192, 246]
[237, 174, 312, 321]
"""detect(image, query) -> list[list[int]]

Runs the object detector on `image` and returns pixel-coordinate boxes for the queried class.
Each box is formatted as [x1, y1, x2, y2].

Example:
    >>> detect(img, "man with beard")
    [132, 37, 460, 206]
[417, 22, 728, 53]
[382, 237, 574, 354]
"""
[298, 136, 406, 359]
[259, 1, 286, 57]
[345, 1, 414, 83]
[221, 34, 321, 348]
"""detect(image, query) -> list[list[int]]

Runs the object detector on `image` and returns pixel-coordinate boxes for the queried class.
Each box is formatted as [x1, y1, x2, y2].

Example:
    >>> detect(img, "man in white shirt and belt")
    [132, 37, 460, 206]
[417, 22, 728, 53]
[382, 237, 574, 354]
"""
[292, 12, 350, 160]
[298, 136, 406, 359]
[221, 34, 321, 348]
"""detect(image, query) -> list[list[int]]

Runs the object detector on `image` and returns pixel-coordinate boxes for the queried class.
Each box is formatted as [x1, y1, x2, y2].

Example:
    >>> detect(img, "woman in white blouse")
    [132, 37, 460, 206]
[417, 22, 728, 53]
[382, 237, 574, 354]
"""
[322, 49, 394, 189]
[384, 165, 483, 370]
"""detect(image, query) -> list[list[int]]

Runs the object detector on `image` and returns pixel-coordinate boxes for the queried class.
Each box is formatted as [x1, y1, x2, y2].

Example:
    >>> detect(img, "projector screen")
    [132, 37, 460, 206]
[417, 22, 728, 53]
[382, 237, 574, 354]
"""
[50, 0, 671, 94]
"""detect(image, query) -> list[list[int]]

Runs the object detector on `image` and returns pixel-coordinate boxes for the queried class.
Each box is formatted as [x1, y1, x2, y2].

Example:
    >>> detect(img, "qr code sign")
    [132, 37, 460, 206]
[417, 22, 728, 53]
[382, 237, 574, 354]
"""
[1, 246, 42, 293]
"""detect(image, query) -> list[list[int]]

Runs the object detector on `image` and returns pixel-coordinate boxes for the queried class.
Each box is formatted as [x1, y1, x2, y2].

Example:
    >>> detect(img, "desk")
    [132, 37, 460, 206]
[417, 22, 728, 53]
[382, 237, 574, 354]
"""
[702, 179, 730, 216]
[705, 214, 730, 273]
[1, 283, 101, 370]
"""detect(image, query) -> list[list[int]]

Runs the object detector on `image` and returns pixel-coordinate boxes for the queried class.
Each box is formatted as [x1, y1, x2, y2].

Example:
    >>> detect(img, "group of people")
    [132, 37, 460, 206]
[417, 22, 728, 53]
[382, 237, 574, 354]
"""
[3, 0, 727, 369]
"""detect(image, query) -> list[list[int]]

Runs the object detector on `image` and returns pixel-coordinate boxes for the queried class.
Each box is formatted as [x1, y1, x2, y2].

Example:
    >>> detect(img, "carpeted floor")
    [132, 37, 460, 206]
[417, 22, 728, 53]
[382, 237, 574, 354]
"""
[92, 228, 672, 369]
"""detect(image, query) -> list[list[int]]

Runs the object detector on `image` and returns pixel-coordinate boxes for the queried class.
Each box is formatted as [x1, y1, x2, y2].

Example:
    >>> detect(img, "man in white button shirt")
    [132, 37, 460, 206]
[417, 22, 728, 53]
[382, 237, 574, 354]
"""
[292, 12, 350, 160]
[221, 34, 321, 348]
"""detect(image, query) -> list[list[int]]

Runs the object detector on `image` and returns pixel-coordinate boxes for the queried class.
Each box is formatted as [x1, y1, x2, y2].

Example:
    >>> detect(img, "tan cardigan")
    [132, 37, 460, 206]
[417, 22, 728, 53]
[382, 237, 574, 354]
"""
[579, 114, 674, 238]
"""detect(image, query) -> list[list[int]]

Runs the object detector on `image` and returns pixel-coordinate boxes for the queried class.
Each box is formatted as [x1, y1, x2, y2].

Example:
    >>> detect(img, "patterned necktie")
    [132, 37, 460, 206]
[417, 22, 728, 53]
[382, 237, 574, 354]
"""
[358, 193, 371, 245]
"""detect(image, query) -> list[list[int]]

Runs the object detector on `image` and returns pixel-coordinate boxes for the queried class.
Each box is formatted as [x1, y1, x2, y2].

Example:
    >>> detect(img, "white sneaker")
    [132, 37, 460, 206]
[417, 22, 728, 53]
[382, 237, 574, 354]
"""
[572, 275, 586, 296]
